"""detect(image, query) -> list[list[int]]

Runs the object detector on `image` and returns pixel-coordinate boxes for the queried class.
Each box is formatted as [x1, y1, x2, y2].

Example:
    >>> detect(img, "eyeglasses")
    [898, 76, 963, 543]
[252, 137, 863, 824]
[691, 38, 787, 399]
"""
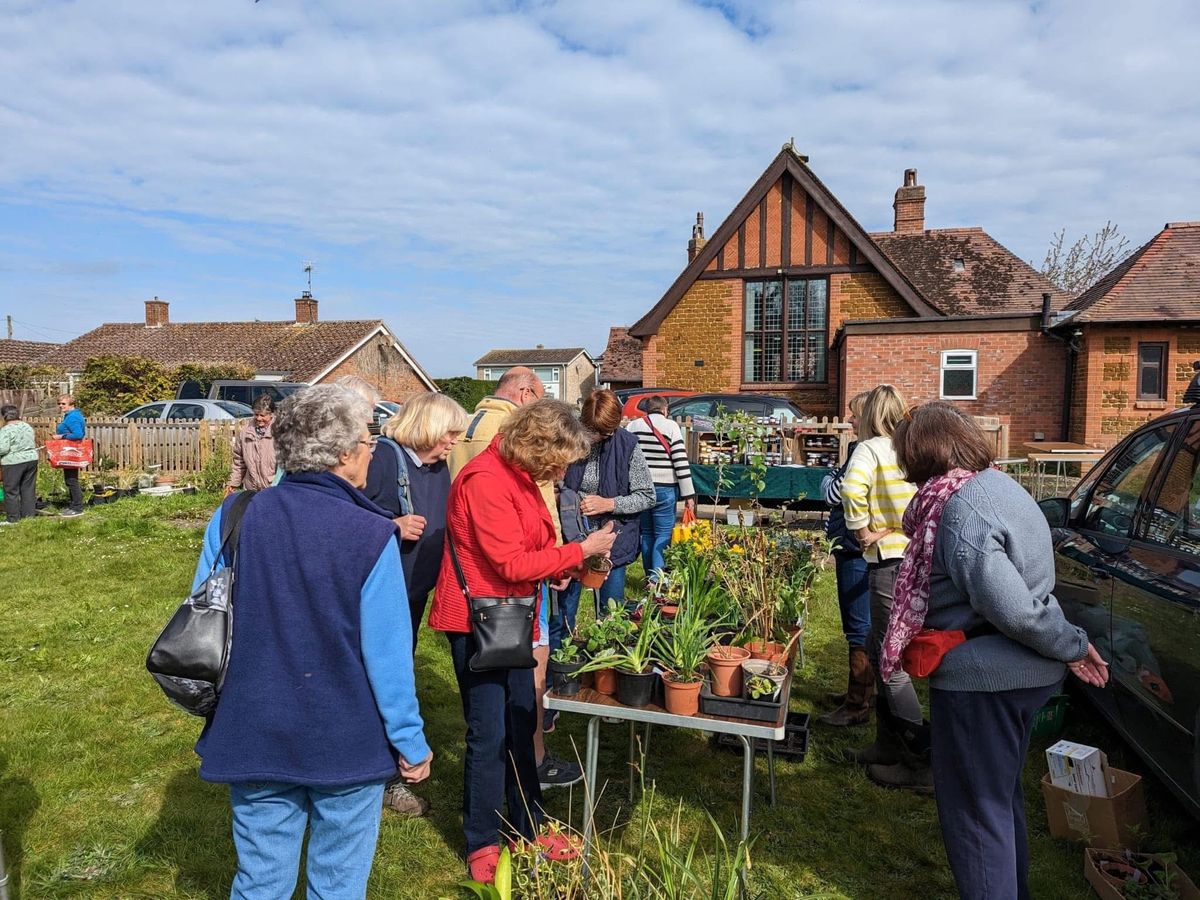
[358, 437, 379, 448]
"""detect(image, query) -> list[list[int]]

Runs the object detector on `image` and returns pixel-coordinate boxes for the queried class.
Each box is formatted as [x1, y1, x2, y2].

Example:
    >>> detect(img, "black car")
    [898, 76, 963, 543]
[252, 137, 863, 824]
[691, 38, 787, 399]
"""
[667, 393, 805, 426]
[1039, 378, 1200, 818]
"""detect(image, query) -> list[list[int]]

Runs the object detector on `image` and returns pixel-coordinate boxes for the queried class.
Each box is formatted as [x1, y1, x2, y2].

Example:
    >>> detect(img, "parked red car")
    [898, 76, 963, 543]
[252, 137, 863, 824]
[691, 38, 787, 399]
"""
[618, 389, 696, 419]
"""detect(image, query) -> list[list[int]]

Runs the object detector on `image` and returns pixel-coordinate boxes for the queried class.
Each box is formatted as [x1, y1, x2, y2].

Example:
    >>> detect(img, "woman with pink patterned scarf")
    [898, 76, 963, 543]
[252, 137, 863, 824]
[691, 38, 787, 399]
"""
[887, 402, 1108, 900]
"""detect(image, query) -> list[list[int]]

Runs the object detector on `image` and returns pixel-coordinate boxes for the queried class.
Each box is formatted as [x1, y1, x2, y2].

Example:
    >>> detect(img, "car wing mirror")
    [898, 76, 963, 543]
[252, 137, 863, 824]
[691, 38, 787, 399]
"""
[1038, 497, 1069, 527]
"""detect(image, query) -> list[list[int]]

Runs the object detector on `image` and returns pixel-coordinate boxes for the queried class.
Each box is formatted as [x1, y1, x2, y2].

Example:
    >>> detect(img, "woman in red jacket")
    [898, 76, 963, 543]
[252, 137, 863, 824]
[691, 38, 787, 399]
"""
[430, 399, 616, 884]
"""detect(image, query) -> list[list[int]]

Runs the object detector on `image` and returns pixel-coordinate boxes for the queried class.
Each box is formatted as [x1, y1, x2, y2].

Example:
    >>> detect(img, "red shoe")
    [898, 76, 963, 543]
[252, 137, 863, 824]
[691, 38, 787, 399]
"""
[467, 845, 500, 883]
[535, 829, 581, 862]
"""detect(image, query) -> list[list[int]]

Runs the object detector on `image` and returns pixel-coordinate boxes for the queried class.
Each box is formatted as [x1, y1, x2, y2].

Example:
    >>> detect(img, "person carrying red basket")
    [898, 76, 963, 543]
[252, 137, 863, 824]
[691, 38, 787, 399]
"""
[54, 394, 87, 517]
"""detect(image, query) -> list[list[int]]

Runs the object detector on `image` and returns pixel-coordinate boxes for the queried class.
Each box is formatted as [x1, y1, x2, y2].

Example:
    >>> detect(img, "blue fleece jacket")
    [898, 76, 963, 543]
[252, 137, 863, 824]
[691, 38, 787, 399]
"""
[56, 408, 86, 439]
[192, 475, 430, 786]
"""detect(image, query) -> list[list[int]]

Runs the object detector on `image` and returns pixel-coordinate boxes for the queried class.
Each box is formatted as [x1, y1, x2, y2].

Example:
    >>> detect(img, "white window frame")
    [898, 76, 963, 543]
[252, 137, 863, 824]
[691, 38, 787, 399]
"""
[550, 367, 561, 383]
[940, 350, 977, 400]
[483, 368, 493, 380]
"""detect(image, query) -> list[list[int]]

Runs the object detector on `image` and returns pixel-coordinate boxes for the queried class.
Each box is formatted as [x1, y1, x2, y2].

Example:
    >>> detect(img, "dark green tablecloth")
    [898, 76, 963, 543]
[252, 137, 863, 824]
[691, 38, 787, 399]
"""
[690, 464, 831, 501]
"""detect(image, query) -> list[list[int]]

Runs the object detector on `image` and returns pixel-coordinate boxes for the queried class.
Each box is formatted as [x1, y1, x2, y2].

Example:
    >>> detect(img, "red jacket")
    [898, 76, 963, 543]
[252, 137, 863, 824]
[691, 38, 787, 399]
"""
[430, 437, 584, 636]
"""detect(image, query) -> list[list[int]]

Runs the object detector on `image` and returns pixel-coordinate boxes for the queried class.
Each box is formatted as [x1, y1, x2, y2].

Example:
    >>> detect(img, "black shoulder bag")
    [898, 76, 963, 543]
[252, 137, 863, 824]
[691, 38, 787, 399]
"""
[447, 531, 537, 672]
[146, 491, 253, 715]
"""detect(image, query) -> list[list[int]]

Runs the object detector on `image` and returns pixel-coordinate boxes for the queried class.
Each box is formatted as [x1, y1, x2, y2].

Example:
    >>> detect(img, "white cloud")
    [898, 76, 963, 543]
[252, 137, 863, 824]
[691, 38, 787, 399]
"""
[1, 0, 1197, 373]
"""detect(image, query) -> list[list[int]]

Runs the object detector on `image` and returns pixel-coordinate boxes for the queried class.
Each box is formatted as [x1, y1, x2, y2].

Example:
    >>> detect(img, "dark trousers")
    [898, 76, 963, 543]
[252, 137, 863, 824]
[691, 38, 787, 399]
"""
[3, 461, 37, 521]
[931, 682, 1059, 900]
[62, 467, 83, 512]
[447, 631, 544, 854]
[833, 552, 870, 647]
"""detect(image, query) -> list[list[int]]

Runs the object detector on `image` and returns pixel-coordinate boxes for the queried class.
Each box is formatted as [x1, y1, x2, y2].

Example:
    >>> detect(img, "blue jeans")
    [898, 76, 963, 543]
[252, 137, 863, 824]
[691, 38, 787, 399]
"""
[931, 682, 1059, 900]
[548, 567, 628, 654]
[447, 630, 543, 854]
[228, 779, 386, 899]
[833, 552, 871, 647]
[640, 486, 678, 583]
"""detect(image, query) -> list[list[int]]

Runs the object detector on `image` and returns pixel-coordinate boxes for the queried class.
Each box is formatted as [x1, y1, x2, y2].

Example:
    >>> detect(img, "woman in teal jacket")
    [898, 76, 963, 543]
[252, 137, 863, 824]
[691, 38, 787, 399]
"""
[0, 405, 38, 523]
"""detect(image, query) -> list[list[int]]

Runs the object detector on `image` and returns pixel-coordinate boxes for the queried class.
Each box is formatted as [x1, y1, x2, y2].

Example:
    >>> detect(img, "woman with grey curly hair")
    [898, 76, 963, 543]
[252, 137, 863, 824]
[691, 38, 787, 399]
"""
[189, 383, 431, 896]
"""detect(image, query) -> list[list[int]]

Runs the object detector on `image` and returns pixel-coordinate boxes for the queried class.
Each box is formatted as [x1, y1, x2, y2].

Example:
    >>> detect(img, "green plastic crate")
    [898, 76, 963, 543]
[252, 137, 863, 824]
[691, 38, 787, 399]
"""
[1031, 693, 1069, 741]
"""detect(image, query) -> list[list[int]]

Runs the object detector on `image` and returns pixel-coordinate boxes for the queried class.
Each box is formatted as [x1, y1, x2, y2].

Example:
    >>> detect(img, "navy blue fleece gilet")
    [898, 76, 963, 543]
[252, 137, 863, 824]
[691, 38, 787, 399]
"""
[565, 428, 640, 567]
[196, 472, 400, 787]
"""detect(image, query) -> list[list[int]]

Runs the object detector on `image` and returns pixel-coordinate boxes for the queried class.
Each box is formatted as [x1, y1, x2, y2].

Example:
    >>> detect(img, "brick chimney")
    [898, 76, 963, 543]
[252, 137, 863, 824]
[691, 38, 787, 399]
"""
[145, 297, 169, 327]
[295, 293, 318, 325]
[687, 212, 707, 262]
[893, 169, 926, 233]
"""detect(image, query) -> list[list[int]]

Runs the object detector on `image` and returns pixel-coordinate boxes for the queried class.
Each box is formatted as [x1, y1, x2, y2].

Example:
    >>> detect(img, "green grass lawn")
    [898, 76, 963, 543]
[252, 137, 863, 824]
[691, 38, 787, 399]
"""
[1, 493, 1197, 898]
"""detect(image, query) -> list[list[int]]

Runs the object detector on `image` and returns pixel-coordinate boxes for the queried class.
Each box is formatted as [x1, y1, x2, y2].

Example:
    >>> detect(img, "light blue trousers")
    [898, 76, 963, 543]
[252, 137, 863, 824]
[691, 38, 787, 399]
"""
[228, 780, 386, 900]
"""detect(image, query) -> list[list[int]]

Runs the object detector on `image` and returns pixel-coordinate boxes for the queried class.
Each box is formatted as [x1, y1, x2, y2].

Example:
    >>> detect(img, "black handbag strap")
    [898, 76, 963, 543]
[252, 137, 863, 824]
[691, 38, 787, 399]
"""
[214, 491, 254, 574]
[445, 530, 473, 602]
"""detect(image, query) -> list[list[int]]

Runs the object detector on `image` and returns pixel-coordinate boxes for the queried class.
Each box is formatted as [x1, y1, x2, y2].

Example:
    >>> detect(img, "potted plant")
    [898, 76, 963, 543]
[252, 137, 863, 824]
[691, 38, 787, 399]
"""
[580, 609, 663, 708]
[741, 659, 786, 702]
[548, 636, 585, 697]
[578, 601, 635, 696]
[580, 554, 613, 589]
[653, 598, 719, 716]
[706, 644, 751, 697]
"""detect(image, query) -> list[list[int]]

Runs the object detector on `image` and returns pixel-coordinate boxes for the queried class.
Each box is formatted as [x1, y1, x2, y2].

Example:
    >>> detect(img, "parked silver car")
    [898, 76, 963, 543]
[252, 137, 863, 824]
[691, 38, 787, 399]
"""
[121, 400, 254, 422]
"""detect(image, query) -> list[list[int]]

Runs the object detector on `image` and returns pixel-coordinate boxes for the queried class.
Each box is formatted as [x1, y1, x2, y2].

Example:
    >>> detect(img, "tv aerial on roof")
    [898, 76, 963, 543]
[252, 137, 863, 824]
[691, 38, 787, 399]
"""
[302, 261, 314, 298]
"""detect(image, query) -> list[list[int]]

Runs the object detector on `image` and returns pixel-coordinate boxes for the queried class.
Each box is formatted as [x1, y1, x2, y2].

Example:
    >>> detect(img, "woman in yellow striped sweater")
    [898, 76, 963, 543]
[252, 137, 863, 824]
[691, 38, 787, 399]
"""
[840, 384, 931, 793]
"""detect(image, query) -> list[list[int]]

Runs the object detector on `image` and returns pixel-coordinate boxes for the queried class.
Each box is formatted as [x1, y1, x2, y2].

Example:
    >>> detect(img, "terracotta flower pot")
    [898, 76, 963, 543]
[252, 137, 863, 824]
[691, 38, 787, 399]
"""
[594, 667, 618, 695]
[580, 555, 612, 589]
[662, 674, 702, 716]
[706, 645, 751, 697]
[746, 639, 787, 665]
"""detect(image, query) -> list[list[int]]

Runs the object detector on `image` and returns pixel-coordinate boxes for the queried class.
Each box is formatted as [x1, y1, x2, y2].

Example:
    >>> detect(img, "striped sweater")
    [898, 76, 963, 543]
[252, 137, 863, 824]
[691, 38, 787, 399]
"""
[840, 435, 916, 563]
[625, 414, 695, 498]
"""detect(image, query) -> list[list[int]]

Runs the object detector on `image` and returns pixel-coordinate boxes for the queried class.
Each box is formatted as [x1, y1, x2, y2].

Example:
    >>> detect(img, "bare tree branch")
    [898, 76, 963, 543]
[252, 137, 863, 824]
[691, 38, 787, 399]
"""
[1038, 221, 1132, 295]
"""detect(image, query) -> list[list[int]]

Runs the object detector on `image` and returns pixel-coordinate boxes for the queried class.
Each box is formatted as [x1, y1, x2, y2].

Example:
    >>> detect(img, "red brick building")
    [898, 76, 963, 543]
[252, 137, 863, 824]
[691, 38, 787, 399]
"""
[626, 147, 1200, 447]
[45, 296, 437, 401]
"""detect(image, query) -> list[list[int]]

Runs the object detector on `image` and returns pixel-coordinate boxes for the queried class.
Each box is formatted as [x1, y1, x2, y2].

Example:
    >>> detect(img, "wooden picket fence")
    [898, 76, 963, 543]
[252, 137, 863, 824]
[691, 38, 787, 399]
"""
[27, 417, 239, 476]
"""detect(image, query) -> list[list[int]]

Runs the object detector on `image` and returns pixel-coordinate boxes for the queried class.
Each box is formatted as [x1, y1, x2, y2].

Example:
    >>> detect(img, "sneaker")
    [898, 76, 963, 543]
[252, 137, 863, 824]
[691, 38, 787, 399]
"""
[542, 708, 558, 733]
[537, 753, 583, 790]
[382, 780, 430, 817]
[59, 509, 83, 518]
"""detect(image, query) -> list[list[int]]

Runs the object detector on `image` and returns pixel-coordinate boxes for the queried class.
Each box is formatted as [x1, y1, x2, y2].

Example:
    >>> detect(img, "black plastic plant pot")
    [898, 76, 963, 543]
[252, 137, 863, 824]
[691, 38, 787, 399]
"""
[616, 669, 656, 708]
[548, 658, 583, 696]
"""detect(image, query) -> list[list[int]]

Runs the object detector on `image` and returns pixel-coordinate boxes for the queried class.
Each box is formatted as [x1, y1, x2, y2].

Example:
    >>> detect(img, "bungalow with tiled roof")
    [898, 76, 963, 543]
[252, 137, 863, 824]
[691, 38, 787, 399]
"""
[1053, 221, 1200, 446]
[597, 327, 644, 391]
[624, 146, 1200, 447]
[44, 296, 437, 400]
[0, 338, 60, 366]
[474, 346, 597, 405]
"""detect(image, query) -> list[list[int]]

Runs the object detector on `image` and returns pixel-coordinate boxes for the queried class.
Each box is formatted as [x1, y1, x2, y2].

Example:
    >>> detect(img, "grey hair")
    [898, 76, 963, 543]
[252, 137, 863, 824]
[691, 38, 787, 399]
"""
[334, 374, 381, 406]
[273, 384, 371, 473]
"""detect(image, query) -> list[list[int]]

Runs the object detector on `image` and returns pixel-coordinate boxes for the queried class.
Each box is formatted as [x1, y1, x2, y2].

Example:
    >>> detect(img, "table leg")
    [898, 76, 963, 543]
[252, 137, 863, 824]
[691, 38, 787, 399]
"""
[582, 716, 601, 863]
[767, 737, 777, 807]
[737, 734, 753, 898]
[628, 720, 636, 802]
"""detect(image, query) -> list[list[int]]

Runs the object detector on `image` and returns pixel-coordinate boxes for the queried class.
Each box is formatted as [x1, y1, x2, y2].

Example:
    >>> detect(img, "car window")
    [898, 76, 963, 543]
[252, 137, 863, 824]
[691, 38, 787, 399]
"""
[1141, 418, 1200, 553]
[127, 403, 166, 421]
[1081, 423, 1176, 536]
[768, 403, 800, 423]
[218, 387, 253, 405]
[672, 399, 713, 419]
[168, 403, 206, 420]
[216, 401, 253, 416]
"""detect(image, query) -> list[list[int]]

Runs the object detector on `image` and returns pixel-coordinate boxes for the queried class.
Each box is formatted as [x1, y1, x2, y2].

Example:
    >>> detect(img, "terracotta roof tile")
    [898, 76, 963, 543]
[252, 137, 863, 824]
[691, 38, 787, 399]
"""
[44, 320, 384, 381]
[474, 347, 591, 366]
[1063, 222, 1200, 322]
[0, 338, 60, 366]
[597, 327, 642, 383]
[870, 228, 1071, 316]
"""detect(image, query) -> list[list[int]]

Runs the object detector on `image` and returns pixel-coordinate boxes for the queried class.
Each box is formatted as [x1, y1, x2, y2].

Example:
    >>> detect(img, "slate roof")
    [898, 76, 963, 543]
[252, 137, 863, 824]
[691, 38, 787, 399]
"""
[475, 347, 592, 366]
[870, 228, 1071, 316]
[0, 338, 60, 366]
[1062, 222, 1200, 323]
[597, 327, 643, 383]
[43, 319, 434, 385]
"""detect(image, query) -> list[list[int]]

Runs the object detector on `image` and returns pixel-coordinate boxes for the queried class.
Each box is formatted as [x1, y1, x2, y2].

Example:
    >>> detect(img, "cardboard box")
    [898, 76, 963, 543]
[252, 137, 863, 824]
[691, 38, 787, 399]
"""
[1046, 740, 1109, 797]
[1041, 768, 1147, 849]
[1083, 848, 1200, 900]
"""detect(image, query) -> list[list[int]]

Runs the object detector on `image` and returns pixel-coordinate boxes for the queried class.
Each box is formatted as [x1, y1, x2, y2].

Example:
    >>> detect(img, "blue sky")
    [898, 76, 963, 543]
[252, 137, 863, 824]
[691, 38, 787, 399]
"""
[2, 0, 1198, 376]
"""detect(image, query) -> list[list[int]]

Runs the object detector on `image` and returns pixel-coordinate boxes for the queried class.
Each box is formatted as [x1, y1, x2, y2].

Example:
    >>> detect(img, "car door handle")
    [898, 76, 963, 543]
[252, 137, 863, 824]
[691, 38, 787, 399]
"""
[1088, 567, 1112, 581]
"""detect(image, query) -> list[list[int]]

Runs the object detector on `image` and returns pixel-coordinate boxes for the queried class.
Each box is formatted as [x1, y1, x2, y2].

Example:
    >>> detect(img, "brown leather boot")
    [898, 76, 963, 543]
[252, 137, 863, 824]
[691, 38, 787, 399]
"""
[843, 695, 903, 766]
[818, 646, 874, 727]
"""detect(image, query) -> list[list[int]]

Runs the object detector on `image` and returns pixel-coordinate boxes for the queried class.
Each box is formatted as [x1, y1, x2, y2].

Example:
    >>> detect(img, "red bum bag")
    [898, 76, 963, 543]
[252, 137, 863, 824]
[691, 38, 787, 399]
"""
[902, 624, 997, 677]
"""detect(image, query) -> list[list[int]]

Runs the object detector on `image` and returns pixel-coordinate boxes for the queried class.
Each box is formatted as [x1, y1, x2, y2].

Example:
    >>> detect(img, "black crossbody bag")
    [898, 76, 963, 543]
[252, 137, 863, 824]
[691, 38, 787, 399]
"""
[146, 491, 253, 715]
[447, 532, 537, 672]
